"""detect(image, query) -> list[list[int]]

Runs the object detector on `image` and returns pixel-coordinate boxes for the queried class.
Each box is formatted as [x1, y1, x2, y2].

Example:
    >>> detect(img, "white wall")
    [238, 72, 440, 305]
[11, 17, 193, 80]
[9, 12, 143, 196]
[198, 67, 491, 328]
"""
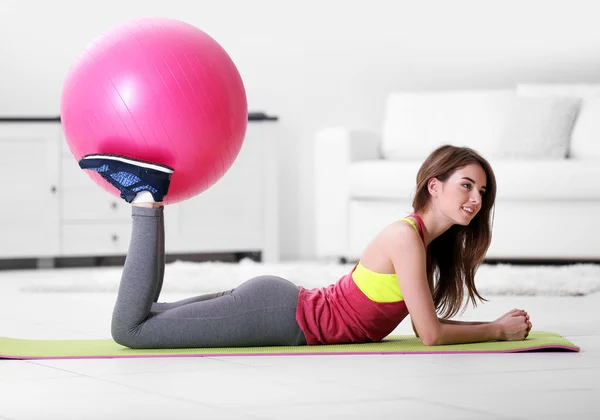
[2, 0, 600, 260]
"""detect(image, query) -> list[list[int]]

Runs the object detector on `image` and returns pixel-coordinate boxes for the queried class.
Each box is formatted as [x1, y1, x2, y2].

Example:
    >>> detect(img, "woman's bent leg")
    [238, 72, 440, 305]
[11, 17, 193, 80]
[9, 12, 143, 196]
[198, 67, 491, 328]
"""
[111, 206, 165, 339]
[150, 210, 234, 311]
[113, 274, 306, 349]
[150, 289, 234, 312]
[153, 205, 165, 302]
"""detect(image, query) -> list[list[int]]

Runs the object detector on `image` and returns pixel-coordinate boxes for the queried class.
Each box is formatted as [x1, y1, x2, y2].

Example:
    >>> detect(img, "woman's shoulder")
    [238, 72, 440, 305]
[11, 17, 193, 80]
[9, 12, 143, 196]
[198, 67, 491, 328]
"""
[380, 218, 424, 249]
[378, 220, 427, 273]
[359, 218, 425, 274]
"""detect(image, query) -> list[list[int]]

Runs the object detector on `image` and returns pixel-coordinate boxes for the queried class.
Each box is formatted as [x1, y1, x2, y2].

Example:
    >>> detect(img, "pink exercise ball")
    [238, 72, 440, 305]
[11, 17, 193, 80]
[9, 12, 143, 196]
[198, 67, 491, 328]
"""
[60, 17, 248, 204]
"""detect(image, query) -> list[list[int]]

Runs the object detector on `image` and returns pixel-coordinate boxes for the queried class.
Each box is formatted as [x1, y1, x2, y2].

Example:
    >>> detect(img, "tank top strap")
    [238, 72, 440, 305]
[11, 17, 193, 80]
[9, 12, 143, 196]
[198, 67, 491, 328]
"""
[404, 212, 426, 246]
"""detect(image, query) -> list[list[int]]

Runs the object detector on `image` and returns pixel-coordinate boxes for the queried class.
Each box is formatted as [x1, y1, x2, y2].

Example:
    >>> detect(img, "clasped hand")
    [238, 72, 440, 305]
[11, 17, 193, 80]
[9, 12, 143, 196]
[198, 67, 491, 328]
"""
[493, 308, 532, 341]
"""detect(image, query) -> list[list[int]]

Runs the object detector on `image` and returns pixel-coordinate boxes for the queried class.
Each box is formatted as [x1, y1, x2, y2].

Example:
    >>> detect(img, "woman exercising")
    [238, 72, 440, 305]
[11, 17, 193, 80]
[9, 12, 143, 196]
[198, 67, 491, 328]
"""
[79, 144, 532, 349]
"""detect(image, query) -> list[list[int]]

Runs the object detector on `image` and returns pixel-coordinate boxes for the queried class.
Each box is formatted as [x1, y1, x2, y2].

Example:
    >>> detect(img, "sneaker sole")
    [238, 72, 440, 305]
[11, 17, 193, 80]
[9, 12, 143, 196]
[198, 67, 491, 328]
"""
[81, 154, 174, 173]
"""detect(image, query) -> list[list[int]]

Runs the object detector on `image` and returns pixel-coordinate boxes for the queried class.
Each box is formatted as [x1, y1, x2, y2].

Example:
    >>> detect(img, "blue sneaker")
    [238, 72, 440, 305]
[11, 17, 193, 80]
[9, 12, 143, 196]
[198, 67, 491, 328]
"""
[78, 154, 174, 203]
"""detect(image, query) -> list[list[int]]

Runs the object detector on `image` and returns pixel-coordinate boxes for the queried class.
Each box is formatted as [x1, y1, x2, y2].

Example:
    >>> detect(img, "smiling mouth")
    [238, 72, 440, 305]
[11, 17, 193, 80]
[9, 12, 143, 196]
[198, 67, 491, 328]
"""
[462, 206, 474, 216]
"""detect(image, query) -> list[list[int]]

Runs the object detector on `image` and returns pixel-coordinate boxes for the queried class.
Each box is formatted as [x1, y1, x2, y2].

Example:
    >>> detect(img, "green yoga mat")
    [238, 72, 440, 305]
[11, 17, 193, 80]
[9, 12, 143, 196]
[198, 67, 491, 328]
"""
[0, 331, 578, 360]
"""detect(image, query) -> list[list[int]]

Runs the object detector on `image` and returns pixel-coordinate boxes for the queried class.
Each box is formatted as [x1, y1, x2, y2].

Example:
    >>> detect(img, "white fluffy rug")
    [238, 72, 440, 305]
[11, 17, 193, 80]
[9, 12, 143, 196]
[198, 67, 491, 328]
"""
[18, 259, 600, 296]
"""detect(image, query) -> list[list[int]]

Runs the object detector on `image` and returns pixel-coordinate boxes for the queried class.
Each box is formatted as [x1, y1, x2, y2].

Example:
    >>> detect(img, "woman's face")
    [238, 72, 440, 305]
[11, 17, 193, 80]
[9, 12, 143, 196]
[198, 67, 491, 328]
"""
[437, 163, 487, 225]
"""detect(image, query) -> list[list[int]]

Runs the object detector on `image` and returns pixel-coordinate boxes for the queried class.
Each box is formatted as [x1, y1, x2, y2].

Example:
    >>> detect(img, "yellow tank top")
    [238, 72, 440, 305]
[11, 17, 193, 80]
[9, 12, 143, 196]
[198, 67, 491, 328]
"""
[351, 217, 422, 303]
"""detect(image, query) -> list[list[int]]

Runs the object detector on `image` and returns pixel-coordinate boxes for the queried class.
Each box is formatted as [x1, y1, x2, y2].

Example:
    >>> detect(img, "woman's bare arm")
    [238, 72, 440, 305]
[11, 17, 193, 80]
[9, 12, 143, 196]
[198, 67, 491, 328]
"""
[439, 318, 488, 326]
[441, 309, 532, 330]
[386, 224, 503, 346]
[416, 312, 531, 338]
[413, 318, 487, 338]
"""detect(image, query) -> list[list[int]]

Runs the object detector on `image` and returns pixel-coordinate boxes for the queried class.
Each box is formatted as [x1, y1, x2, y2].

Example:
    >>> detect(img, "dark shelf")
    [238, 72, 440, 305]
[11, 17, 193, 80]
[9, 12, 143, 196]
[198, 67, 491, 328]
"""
[0, 112, 278, 123]
[0, 116, 61, 123]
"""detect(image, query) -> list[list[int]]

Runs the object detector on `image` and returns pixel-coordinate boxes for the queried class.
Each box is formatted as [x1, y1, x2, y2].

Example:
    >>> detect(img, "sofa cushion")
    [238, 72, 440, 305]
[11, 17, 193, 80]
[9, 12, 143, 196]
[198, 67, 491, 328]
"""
[349, 160, 423, 200]
[489, 160, 600, 200]
[381, 90, 515, 161]
[569, 97, 600, 160]
[516, 83, 600, 160]
[349, 159, 600, 200]
[516, 83, 600, 99]
[494, 96, 581, 159]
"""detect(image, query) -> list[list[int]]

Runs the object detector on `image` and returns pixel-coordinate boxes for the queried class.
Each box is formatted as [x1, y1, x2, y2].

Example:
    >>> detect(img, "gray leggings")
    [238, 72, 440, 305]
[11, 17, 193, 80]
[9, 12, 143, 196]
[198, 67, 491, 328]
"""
[111, 206, 307, 349]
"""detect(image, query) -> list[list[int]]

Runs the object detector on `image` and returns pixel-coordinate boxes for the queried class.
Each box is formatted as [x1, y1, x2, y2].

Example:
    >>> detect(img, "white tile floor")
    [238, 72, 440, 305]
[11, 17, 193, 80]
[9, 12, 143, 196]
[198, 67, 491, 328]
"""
[1, 266, 599, 420]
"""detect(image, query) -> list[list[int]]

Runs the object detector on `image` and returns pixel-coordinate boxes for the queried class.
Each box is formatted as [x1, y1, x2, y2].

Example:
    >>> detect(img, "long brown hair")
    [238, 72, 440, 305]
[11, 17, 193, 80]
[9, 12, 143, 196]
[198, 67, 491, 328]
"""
[413, 145, 497, 319]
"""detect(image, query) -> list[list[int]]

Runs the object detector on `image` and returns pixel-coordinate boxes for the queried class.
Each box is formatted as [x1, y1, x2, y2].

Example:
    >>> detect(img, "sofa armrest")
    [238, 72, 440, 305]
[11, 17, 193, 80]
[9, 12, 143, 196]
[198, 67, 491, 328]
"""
[313, 127, 381, 259]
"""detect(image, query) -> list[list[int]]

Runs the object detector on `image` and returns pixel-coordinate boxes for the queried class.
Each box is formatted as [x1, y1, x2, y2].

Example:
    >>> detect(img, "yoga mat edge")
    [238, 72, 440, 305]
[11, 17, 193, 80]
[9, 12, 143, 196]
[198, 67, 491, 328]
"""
[0, 331, 579, 360]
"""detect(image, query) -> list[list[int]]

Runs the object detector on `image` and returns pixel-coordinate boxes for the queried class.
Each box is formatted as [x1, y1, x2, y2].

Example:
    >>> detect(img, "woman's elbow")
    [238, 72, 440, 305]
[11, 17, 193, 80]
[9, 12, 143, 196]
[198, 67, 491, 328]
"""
[414, 321, 443, 346]
[419, 330, 442, 346]
[420, 336, 439, 346]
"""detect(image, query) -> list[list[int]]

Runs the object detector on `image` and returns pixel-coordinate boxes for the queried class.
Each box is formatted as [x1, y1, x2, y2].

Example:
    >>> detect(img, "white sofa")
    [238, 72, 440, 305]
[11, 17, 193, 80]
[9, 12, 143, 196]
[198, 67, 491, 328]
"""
[314, 84, 600, 262]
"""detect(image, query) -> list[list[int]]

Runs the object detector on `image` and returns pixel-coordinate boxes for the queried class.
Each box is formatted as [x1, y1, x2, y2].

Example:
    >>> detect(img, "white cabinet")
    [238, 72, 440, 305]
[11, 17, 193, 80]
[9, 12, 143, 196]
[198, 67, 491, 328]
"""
[58, 133, 132, 257]
[169, 122, 279, 262]
[0, 122, 61, 258]
[0, 117, 280, 263]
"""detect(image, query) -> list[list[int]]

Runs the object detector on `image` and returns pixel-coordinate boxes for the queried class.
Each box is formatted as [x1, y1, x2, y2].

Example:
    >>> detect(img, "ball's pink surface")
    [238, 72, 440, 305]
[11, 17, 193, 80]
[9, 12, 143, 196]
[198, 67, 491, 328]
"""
[61, 17, 248, 204]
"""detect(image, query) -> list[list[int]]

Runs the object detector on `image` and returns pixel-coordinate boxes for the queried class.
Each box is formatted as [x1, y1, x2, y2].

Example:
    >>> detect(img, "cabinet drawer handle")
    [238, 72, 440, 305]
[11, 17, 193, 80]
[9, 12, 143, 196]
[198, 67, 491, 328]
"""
[111, 235, 118, 242]
[111, 202, 118, 209]
[50, 186, 57, 194]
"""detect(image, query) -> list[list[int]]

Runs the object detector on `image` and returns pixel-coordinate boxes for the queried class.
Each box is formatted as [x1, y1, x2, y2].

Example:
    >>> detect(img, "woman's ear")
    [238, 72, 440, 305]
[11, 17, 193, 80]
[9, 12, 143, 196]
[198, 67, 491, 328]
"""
[428, 178, 440, 198]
